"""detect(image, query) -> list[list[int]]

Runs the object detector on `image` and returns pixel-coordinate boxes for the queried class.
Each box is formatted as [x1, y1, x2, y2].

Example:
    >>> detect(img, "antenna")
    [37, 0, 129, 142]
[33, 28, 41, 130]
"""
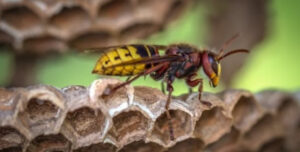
[217, 33, 240, 58]
[217, 49, 249, 61]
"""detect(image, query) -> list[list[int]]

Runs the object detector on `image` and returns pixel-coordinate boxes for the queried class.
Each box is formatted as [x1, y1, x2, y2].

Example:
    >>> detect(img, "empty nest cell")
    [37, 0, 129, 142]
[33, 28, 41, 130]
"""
[17, 96, 63, 135]
[232, 96, 261, 132]
[151, 110, 193, 145]
[111, 110, 149, 144]
[50, 6, 91, 34]
[0, 126, 26, 151]
[65, 107, 105, 137]
[70, 32, 112, 49]
[1, 6, 41, 31]
[23, 35, 66, 53]
[74, 143, 117, 152]
[98, 0, 134, 20]
[194, 107, 232, 144]
[258, 137, 286, 152]
[277, 97, 300, 128]
[166, 138, 204, 152]
[25, 98, 59, 121]
[119, 140, 163, 152]
[26, 134, 70, 152]
[206, 127, 240, 152]
[120, 22, 159, 40]
[243, 114, 283, 151]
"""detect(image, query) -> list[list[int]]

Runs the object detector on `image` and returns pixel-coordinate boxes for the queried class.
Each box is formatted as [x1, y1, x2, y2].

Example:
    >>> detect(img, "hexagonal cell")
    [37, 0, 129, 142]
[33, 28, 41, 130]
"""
[242, 114, 283, 151]
[194, 107, 232, 144]
[258, 138, 286, 152]
[26, 134, 71, 152]
[206, 127, 240, 152]
[119, 140, 163, 152]
[110, 110, 149, 146]
[0, 126, 26, 151]
[255, 90, 292, 114]
[70, 32, 112, 49]
[1, 6, 41, 31]
[74, 143, 117, 152]
[17, 86, 66, 138]
[50, 6, 91, 34]
[151, 110, 193, 145]
[98, 0, 134, 20]
[17, 98, 61, 136]
[135, 0, 171, 20]
[64, 107, 106, 137]
[277, 97, 300, 129]
[23, 35, 66, 53]
[232, 96, 262, 132]
[120, 22, 159, 40]
[166, 138, 204, 152]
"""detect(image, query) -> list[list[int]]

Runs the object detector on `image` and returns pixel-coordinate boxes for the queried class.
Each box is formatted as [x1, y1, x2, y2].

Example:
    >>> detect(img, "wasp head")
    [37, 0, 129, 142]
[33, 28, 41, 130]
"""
[202, 52, 220, 87]
[202, 49, 249, 87]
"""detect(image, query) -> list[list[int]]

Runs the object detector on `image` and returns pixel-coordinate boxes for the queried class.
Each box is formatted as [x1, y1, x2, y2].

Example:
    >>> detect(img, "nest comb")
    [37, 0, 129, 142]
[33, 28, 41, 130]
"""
[0, 0, 191, 53]
[0, 78, 299, 152]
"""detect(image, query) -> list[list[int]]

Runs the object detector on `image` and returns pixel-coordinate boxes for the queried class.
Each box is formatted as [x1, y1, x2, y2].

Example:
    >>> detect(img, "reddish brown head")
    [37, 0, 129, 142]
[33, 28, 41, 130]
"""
[201, 34, 249, 87]
[201, 49, 249, 87]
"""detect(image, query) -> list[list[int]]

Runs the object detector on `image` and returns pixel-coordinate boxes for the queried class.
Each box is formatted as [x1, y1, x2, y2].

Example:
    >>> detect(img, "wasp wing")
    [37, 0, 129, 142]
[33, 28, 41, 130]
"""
[82, 44, 168, 53]
[106, 55, 183, 69]
[92, 55, 184, 74]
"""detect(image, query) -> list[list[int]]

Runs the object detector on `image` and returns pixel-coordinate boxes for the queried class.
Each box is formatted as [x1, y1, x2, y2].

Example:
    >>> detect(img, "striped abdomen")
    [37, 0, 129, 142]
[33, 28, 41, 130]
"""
[92, 45, 159, 76]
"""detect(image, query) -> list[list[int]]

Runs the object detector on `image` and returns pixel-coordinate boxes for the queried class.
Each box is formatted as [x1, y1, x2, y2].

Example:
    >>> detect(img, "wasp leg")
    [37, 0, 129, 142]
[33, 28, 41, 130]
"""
[185, 73, 201, 92]
[198, 78, 203, 100]
[198, 79, 212, 107]
[126, 76, 131, 82]
[107, 63, 169, 95]
[165, 79, 175, 141]
[161, 82, 166, 94]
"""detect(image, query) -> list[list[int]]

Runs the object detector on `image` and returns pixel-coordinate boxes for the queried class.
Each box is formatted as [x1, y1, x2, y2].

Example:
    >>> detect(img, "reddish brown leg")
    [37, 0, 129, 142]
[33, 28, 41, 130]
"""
[198, 79, 203, 101]
[166, 80, 175, 141]
[126, 76, 131, 82]
[185, 74, 211, 106]
[161, 82, 166, 94]
[198, 79, 212, 107]
[185, 73, 201, 93]
[106, 63, 168, 95]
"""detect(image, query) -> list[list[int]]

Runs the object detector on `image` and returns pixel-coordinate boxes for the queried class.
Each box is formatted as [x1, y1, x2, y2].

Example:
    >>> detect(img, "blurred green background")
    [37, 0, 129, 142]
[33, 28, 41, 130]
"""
[0, 0, 299, 95]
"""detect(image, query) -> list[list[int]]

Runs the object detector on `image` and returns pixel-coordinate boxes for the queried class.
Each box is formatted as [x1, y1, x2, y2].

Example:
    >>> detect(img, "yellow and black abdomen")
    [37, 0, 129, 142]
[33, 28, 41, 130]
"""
[92, 45, 158, 76]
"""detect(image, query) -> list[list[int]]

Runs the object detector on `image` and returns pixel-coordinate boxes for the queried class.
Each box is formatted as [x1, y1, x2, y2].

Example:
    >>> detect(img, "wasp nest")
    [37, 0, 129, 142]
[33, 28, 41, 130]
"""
[0, 79, 299, 152]
[0, 0, 191, 53]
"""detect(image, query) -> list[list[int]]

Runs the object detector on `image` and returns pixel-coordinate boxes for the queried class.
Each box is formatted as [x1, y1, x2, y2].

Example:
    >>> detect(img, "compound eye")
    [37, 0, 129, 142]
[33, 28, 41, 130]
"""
[208, 55, 219, 75]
